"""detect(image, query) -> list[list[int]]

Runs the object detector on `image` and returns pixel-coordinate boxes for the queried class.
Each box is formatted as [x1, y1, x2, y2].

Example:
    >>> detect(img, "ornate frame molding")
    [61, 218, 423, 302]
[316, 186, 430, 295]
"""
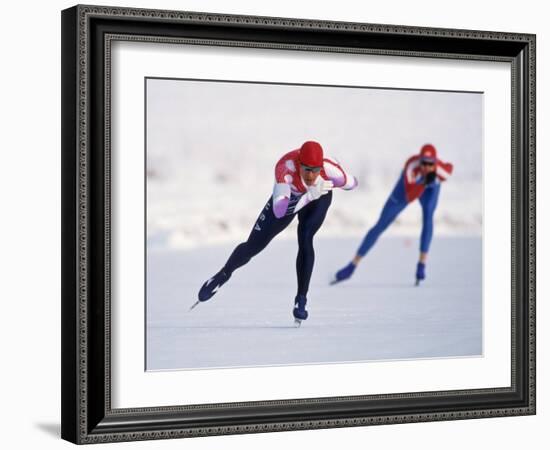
[62, 5, 536, 444]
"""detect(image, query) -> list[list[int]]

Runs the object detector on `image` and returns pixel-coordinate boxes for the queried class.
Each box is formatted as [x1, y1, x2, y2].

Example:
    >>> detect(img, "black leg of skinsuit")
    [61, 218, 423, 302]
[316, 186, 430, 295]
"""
[296, 191, 332, 296]
[223, 198, 295, 275]
[223, 192, 332, 298]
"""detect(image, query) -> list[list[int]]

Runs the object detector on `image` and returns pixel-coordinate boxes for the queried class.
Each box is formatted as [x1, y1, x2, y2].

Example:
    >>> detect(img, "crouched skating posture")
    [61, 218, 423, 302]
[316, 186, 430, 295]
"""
[333, 144, 453, 286]
[195, 141, 358, 324]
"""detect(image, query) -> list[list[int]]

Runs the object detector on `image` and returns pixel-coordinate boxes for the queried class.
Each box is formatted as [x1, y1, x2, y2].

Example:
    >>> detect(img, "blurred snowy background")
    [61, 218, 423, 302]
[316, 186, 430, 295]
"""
[146, 78, 482, 251]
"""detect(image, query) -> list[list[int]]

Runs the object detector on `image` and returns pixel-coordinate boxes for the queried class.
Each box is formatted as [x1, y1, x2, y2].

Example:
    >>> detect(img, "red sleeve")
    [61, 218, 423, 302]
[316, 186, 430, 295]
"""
[274, 150, 299, 183]
[436, 160, 453, 181]
[274, 157, 286, 183]
[402, 155, 425, 202]
[403, 155, 420, 187]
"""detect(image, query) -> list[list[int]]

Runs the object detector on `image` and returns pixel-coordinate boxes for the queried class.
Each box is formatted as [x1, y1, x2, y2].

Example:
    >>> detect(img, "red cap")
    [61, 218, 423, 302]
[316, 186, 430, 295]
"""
[420, 144, 437, 162]
[299, 141, 324, 167]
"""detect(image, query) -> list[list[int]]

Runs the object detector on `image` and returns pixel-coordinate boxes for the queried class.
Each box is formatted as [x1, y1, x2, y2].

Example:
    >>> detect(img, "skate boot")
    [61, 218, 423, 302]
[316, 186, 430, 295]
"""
[293, 294, 309, 326]
[192, 269, 231, 309]
[331, 262, 356, 285]
[415, 262, 426, 286]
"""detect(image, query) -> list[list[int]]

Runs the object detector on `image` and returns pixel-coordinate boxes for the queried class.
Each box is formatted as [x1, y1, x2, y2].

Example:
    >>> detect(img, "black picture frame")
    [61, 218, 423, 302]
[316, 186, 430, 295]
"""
[61, 4, 536, 444]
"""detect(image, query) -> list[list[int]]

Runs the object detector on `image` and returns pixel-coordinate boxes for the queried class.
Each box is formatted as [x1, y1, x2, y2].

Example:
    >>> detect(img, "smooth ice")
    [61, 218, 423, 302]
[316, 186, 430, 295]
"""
[146, 237, 482, 371]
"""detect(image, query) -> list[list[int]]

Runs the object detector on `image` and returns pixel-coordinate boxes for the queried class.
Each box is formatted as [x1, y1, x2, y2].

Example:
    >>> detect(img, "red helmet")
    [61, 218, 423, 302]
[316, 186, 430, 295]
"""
[420, 144, 437, 163]
[299, 141, 324, 167]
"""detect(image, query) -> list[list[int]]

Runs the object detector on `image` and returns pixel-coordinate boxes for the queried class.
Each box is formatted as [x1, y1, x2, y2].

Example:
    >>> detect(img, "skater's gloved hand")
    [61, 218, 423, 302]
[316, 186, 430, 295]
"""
[307, 179, 333, 201]
[293, 179, 333, 213]
[424, 171, 436, 185]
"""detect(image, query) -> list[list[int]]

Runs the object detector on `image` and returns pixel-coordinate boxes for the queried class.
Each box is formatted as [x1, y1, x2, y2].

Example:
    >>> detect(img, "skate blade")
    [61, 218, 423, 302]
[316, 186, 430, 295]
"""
[294, 318, 302, 328]
[189, 300, 201, 311]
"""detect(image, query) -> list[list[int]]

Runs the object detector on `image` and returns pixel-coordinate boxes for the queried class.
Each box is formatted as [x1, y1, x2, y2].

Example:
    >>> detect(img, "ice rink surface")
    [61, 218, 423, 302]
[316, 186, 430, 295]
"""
[146, 236, 482, 371]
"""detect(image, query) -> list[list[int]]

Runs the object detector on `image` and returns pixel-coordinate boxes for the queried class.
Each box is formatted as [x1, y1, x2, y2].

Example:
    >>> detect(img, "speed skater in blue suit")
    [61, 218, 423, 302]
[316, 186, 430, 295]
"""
[332, 144, 454, 286]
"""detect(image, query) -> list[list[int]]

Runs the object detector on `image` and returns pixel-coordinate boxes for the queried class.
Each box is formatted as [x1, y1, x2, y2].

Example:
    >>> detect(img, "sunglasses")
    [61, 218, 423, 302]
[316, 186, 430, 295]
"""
[420, 160, 435, 167]
[301, 164, 322, 173]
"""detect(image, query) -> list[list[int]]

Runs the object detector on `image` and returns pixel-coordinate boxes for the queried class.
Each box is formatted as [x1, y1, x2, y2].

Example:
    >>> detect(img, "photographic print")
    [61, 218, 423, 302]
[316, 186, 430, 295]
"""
[145, 78, 483, 371]
[62, 6, 535, 443]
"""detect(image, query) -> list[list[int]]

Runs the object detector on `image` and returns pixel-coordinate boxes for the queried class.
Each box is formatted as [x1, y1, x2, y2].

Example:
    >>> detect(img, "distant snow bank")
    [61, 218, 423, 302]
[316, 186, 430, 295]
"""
[147, 171, 482, 250]
[146, 79, 483, 251]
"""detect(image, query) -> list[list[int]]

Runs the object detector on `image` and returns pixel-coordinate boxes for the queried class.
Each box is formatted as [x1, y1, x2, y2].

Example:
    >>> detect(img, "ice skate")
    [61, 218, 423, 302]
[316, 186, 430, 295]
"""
[196, 269, 230, 306]
[415, 262, 426, 286]
[330, 262, 356, 285]
[293, 294, 309, 326]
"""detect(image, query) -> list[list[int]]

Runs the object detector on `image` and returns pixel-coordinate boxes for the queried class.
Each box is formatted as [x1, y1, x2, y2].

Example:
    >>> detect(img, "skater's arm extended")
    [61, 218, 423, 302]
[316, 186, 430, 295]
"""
[323, 157, 358, 190]
[424, 160, 453, 185]
[272, 178, 333, 217]
[293, 179, 333, 213]
[435, 160, 454, 181]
